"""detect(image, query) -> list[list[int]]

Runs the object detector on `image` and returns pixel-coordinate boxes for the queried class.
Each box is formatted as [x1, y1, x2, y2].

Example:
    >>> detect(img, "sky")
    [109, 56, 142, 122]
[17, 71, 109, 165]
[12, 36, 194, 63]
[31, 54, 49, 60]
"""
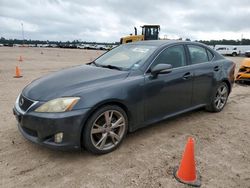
[1, 0, 250, 42]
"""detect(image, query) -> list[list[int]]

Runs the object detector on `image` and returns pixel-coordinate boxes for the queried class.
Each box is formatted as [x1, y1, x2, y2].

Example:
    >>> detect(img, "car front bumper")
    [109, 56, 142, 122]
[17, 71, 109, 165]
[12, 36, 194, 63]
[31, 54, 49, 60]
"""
[13, 103, 90, 151]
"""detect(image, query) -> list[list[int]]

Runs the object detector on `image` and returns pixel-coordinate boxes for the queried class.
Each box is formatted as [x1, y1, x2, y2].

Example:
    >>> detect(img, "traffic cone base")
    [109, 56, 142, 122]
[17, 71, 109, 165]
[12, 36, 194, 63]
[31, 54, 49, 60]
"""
[173, 166, 201, 187]
[13, 75, 23, 78]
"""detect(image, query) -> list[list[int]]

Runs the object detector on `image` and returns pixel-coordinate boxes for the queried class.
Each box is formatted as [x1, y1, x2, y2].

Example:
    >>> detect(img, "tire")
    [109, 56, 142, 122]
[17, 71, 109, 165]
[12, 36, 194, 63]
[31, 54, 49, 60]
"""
[232, 52, 237, 57]
[206, 82, 229, 112]
[82, 105, 128, 154]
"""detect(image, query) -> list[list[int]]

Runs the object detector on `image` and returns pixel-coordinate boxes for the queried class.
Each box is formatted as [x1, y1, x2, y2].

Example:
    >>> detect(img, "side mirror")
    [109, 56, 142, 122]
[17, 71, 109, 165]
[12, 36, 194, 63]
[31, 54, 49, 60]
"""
[150, 64, 173, 77]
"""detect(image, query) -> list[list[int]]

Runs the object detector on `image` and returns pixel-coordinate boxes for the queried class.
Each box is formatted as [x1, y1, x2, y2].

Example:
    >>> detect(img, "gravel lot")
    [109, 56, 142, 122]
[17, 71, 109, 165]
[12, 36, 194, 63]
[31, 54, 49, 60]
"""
[0, 47, 249, 188]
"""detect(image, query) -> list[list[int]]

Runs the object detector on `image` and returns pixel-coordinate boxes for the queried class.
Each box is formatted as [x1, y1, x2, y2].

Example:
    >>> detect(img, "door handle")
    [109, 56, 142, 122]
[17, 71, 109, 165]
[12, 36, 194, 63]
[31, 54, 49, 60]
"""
[214, 66, 220, 71]
[183, 72, 192, 80]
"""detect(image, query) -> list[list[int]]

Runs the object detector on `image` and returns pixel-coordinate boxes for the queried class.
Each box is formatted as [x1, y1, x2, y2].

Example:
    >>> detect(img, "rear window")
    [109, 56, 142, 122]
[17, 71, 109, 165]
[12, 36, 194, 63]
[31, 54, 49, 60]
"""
[187, 45, 209, 64]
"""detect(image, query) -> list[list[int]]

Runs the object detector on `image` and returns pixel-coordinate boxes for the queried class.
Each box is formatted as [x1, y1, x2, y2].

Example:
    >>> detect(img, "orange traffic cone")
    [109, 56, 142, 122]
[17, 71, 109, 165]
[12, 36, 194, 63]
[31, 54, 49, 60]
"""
[14, 66, 22, 78]
[173, 137, 201, 187]
[18, 56, 23, 62]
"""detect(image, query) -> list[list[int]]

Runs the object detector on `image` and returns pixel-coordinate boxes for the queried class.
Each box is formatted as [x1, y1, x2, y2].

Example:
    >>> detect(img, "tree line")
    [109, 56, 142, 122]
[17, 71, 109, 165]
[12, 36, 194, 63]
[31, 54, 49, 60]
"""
[1, 37, 250, 46]
[197, 39, 250, 46]
[0, 37, 119, 46]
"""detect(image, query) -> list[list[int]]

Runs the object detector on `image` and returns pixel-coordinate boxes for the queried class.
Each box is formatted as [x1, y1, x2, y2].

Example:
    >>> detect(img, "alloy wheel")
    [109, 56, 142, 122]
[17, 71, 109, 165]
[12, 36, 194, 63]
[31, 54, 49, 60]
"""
[90, 110, 126, 151]
[214, 84, 228, 110]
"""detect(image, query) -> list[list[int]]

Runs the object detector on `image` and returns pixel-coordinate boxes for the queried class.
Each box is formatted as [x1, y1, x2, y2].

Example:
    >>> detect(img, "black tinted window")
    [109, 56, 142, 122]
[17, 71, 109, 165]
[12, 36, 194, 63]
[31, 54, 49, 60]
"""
[154, 45, 186, 68]
[187, 45, 209, 64]
[217, 47, 226, 50]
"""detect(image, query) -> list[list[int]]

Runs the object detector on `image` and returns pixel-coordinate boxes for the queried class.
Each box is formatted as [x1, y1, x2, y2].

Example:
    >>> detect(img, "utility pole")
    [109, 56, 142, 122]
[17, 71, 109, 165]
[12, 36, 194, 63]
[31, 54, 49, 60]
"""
[21, 23, 24, 46]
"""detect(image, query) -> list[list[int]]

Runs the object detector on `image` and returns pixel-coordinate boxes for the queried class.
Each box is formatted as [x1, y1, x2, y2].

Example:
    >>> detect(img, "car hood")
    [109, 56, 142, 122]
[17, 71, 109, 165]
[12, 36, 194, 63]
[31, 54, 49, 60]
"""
[22, 65, 129, 101]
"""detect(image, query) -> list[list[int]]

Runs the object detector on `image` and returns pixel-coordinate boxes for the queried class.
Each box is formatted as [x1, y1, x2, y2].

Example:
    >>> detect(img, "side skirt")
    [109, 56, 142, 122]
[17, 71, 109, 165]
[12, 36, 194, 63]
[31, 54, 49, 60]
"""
[130, 104, 206, 132]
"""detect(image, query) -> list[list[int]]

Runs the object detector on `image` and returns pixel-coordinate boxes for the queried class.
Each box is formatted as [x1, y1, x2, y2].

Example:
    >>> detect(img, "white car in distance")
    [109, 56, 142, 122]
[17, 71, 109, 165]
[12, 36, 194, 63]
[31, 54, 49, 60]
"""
[216, 47, 240, 56]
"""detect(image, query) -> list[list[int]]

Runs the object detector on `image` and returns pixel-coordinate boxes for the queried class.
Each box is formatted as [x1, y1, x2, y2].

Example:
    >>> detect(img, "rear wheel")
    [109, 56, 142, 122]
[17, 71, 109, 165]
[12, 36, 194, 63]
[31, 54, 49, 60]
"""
[206, 82, 229, 112]
[82, 105, 128, 154]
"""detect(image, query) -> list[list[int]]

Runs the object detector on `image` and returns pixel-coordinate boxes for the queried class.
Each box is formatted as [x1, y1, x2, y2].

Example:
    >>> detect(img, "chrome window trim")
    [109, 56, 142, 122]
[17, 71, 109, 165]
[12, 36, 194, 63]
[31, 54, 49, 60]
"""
[144, 44, 215, 76]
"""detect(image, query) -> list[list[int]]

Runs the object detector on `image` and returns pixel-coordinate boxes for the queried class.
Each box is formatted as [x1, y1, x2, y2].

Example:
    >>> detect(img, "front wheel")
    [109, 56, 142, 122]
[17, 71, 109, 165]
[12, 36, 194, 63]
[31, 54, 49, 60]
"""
[206, 82, 229, 112]
[82, 105, 128, 154]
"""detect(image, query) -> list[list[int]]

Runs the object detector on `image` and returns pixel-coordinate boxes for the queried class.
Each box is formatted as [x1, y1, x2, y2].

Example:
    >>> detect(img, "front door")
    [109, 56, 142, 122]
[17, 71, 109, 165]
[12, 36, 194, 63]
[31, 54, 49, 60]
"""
[144, 45, 193, 123]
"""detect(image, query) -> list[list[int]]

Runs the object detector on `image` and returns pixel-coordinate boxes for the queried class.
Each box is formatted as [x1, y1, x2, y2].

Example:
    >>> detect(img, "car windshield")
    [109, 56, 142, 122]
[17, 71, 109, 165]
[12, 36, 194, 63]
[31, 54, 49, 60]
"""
[95, 44, 157, 70]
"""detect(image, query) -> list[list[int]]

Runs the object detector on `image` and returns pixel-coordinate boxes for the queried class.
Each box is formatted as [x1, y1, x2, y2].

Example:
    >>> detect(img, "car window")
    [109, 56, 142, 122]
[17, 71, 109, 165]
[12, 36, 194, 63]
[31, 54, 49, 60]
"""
[95, 44, 157, 70]
[153, 45, 186, 68]
[187, 45, 209, 64]
[207, 50, 214, 61]
[217, 47, 225, 50]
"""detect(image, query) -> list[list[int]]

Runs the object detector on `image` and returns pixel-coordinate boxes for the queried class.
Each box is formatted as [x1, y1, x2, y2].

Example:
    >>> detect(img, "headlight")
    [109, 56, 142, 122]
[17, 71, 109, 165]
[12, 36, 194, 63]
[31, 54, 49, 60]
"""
[35, 97, 80, 112]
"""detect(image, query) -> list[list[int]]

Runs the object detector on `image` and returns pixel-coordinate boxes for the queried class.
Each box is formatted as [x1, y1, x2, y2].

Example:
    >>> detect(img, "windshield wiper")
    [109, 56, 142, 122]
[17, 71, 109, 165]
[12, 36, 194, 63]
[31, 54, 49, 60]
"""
[100, 64, 123, 71]
[88, 61, 98, 66]
[89, 62, 123, 71]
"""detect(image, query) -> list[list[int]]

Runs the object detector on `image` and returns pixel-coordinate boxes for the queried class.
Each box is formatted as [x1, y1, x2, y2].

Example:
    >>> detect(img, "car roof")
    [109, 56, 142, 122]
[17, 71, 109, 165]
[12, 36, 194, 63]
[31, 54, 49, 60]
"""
[130, 40, 178, 46]
[128, 40, 197, 47]
[128, 40, 212, 50]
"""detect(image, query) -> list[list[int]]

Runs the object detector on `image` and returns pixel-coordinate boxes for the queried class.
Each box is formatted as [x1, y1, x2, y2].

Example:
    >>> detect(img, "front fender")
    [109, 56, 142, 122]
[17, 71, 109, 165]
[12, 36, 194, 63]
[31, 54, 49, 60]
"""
[75, 75, 145, 132]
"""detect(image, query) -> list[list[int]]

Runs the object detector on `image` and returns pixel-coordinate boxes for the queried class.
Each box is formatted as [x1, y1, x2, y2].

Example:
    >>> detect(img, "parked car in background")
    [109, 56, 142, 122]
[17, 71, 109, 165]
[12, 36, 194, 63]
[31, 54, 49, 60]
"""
[245, 50, 250, 57]
[49, 44, 58, 48]
[77, 44, 115, 50]
[97, 45, 109, 50]
[235, 58, 250, 83]
[37, 44, 49, 48]
[77, 44, 86, 49]
[216, 47, 239, 56]
[13, 40, 235, 154]
[83, 44, 91, 49]
[87, 44, 98, 50]
[28, 44, 36, 47]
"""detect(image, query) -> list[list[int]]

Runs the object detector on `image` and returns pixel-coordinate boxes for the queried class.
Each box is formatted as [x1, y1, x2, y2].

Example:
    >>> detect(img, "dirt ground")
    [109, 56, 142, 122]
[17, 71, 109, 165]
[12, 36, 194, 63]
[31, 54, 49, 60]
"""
[0, 47, 249, 188]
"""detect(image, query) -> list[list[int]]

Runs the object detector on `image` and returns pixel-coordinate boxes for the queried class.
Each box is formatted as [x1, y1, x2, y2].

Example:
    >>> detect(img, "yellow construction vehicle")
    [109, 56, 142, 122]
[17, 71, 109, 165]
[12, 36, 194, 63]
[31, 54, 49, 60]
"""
[120, 25, 160, 44]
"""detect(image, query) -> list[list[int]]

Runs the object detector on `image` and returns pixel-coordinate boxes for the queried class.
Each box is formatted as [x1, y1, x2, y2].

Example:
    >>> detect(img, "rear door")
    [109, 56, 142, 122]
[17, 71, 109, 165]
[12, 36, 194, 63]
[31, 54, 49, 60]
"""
[186, 44, 221, 106]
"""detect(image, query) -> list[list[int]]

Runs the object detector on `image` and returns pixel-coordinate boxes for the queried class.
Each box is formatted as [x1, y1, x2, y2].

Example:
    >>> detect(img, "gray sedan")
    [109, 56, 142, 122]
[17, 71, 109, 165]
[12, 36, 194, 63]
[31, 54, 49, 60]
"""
[13, 40, 235, 154]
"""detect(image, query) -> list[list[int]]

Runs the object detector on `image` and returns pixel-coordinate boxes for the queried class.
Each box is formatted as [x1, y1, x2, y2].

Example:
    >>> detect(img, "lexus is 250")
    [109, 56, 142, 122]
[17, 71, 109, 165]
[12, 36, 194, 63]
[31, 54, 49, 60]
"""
[13, 40, 235, 154]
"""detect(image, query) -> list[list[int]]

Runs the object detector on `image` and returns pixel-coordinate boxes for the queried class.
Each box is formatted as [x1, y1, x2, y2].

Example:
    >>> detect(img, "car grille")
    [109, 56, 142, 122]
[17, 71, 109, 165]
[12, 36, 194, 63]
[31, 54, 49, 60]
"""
[19, 95, 34, 112]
